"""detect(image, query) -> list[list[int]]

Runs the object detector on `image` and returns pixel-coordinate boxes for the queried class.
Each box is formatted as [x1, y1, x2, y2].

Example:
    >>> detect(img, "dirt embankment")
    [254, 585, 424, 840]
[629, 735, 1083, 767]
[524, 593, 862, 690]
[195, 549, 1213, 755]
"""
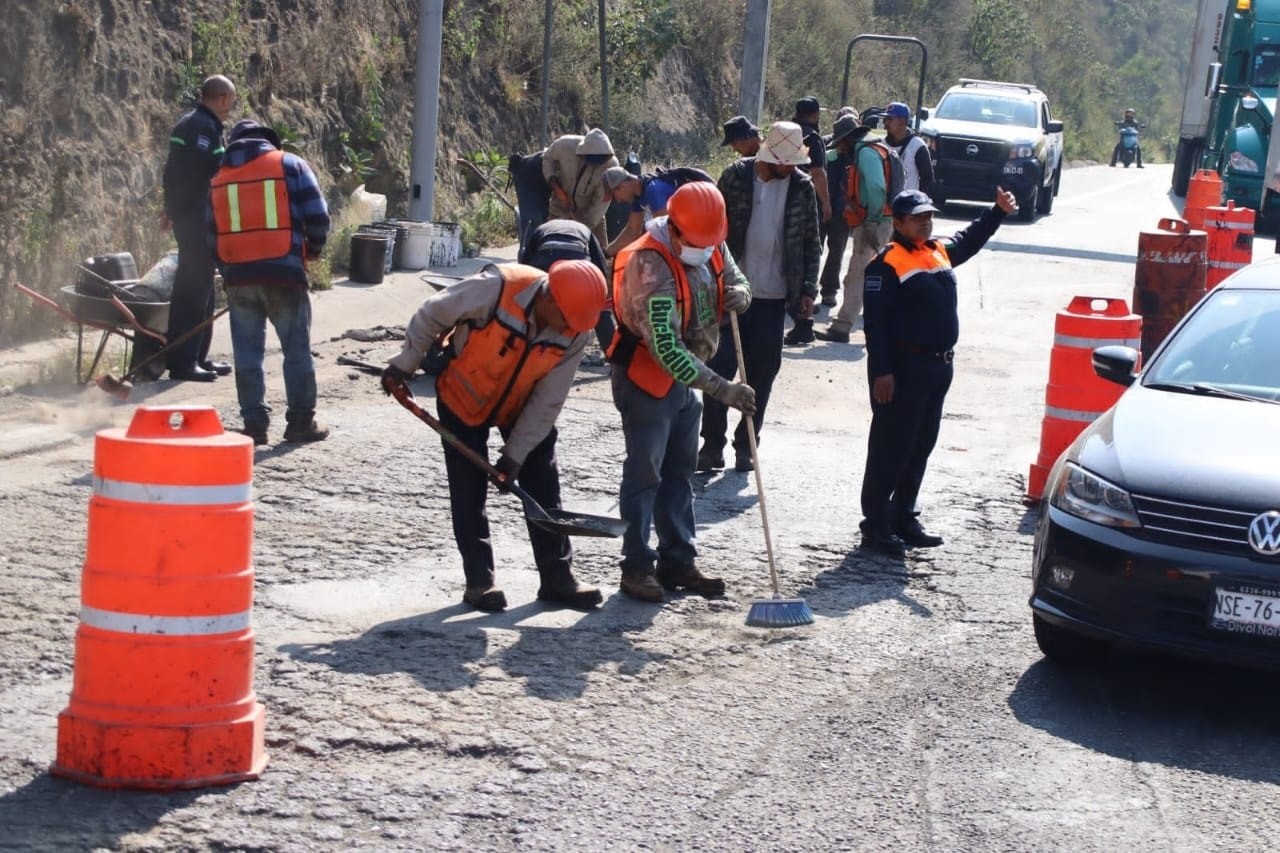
[0, 0, 729, 346]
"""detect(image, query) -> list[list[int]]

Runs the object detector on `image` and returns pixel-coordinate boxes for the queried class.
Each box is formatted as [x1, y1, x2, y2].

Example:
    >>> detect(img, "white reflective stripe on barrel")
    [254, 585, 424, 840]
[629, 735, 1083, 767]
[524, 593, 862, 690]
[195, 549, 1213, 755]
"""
[1053, 334, 1142, 349]
[79, 605, 252, 636]
[1208, 220, 1253, 230]
[1045, 405, 1103, 423]
[1208, 260, 1249, 269]
[93, 475, 251, 505]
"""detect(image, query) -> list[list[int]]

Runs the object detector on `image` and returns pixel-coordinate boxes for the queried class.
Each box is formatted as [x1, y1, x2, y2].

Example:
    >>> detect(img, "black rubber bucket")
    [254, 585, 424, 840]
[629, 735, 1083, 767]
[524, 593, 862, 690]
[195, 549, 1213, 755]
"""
[349, 234, 388, 285]
[357, 224, 397, 274]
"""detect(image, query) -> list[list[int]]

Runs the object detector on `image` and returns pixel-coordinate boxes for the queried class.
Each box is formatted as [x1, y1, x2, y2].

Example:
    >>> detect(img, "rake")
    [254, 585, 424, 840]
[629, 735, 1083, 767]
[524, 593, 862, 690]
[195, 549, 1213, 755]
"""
[728, 311, 814, 628]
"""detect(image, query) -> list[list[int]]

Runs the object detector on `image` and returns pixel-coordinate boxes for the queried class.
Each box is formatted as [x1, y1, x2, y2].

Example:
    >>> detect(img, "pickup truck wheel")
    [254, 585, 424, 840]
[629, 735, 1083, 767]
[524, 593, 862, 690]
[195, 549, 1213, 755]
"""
[1018, 184, 1038, 222]
[1052, 165, 1062, 197]
[1035, 175, 1055, 215]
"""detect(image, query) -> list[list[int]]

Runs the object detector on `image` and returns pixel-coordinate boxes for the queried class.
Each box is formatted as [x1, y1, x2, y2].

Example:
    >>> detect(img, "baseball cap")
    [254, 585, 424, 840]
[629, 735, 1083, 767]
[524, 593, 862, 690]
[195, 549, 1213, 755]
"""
[891, 190, 940, 217]
[601, 166, 633, 192]
[885, 102, 912, 120]
[720, 115, 760, 146]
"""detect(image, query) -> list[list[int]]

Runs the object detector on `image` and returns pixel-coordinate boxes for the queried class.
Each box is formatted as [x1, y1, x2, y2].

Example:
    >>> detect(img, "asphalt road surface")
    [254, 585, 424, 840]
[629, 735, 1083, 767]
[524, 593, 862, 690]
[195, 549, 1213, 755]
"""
[2, 165, 1278, 851]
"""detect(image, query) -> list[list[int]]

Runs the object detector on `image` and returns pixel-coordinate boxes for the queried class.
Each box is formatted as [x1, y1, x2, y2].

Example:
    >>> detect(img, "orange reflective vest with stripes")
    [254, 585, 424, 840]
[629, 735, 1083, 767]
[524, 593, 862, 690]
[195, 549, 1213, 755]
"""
[437, 265, 573, 429]
[211, 150, 292, 264]
[607, 232, 725, 398]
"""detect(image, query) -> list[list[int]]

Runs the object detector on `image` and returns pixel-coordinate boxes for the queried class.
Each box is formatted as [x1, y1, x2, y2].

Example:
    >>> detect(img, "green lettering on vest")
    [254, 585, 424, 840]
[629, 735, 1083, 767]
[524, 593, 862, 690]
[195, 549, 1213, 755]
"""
[648, 296, 698, 384]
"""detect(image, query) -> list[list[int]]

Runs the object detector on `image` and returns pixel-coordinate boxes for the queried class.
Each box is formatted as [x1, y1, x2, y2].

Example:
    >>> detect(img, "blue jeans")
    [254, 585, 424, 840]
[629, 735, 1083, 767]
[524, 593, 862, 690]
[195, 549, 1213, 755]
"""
[226, 284, 317, 431]
[612, 369, 700, 574]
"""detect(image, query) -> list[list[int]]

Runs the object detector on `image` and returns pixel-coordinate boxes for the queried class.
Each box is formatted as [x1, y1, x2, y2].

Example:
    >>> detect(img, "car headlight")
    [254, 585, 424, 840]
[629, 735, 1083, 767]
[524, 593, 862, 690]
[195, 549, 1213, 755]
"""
[1008, 143, 1036, 160]
[1228, 150, 1261, 174]
[1049, 463, 1141, 528]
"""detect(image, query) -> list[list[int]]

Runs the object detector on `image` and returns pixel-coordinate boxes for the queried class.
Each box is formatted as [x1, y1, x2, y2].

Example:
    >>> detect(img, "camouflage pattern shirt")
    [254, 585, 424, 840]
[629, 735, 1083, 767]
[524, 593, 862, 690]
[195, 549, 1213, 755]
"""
[614, 217, 751, 395]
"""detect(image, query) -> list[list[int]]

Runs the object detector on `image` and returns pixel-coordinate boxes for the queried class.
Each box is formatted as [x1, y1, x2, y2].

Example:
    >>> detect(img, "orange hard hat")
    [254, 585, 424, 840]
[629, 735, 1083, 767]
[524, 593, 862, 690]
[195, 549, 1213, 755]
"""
[547, 260, 608, 333]
[667, 182, 728, 247]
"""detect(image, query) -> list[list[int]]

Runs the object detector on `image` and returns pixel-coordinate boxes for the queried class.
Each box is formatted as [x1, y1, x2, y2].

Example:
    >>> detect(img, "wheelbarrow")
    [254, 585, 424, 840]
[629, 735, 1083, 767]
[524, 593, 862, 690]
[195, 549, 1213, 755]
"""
[15, 282, 169, 384]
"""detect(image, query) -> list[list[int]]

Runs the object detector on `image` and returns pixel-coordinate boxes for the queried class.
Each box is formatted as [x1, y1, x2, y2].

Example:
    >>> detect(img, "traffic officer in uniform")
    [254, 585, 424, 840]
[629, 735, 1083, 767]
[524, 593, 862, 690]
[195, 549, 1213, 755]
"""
[162, 74, 237, 381]
[381, 260, 610, 613]
[858, 187, 1017, 555]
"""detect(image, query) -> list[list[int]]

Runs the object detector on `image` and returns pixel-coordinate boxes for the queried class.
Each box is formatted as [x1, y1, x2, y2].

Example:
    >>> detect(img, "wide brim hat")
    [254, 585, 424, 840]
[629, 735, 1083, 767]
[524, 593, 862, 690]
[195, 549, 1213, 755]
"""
[758, 121, 811, 166]
[829, 115, 871, 147]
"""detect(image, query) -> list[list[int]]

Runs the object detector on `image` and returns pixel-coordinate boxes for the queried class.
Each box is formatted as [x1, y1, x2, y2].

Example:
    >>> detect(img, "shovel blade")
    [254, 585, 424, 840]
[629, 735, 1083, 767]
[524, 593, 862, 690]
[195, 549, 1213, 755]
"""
[529, 508, 628, 538]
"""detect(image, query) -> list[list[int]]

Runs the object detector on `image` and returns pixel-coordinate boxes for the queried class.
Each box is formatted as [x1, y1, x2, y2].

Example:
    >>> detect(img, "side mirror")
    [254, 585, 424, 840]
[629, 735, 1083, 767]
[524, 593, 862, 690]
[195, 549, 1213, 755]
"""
[1046, 120, 1064, 133]
[1092, 345, 1139, 387]
[918, 107, 931, 122]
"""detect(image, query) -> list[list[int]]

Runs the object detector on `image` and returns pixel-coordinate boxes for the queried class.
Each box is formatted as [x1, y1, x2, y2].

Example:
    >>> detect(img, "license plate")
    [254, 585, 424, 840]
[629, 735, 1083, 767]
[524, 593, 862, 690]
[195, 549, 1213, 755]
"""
[1210, 584, 1280, 637]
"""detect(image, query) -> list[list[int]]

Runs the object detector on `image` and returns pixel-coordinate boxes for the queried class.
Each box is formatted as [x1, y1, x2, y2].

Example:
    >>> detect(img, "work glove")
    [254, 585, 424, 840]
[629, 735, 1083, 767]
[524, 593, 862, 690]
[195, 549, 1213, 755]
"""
[381, 363, 414, 396]
[490, 453, 521, 494]
[713, 380, 757, 415]
[723, 285, 750, 315]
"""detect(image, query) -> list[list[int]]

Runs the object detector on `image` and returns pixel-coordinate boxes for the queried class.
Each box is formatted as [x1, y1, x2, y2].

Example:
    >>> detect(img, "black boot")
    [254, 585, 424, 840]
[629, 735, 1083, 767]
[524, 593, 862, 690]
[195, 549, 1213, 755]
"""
[658, 564, 726, 598]
[784, 318, 815, 346]
[537, 573, 603, 609]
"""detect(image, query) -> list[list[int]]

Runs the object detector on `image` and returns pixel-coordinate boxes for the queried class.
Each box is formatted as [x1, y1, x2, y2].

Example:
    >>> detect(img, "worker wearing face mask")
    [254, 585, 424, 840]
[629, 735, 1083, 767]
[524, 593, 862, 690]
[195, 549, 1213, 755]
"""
[607, 182, 754, 603]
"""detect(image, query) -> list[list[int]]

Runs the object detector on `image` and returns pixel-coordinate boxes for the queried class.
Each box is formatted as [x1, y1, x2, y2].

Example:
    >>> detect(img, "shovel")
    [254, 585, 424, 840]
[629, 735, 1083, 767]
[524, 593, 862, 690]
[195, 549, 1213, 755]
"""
[96, 307, 230, 399]
[387, 380, 627, 538]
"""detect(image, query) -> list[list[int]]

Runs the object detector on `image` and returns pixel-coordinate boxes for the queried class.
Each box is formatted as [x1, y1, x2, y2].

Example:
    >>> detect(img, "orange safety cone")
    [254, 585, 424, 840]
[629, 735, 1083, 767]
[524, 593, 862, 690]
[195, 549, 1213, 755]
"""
[1132, 217, 1208, 361]
[1027, 297, 1141, 502]
[52, 406, 266, 790]
[1204, 201, 1255, 289]
[1182, 169, 1223, 230]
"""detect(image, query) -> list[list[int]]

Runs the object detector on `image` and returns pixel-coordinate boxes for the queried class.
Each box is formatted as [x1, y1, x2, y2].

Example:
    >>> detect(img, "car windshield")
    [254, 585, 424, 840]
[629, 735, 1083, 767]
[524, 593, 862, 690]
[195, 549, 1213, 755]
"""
[935, 92, 1038, 127]
[1145, 288, 1280, 401]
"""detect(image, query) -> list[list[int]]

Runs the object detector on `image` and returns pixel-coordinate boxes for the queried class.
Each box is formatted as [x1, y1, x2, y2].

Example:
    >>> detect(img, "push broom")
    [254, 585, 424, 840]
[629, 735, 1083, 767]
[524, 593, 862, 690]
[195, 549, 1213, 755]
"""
[729, 311, 814, 628]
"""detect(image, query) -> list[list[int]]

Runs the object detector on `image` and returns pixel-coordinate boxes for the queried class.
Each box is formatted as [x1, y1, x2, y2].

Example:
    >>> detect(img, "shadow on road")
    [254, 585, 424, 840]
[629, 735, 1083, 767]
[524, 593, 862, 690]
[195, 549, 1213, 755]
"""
[281, 597, 663, 702]
[801, 549, 934, 620]
[0, 773, 202, 850]
[1009, 656, 1280, 783]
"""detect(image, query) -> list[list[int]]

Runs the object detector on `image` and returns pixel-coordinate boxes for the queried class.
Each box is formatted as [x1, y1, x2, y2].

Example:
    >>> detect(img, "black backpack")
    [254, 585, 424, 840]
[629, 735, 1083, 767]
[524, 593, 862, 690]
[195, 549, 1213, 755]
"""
[650, 165, 716, 187]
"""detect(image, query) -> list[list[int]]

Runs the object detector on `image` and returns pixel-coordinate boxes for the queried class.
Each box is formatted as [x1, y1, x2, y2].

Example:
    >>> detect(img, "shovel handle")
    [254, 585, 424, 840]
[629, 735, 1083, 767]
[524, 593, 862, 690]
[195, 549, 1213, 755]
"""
[389, 381, 503, 477]
[119, 306, 229, 384]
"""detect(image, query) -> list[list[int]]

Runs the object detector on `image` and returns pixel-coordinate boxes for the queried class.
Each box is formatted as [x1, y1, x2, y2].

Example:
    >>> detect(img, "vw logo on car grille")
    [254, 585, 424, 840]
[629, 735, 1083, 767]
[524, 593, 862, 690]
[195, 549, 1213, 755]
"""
[966, 144, 980, 156]
[1247, 511, 1280, 556]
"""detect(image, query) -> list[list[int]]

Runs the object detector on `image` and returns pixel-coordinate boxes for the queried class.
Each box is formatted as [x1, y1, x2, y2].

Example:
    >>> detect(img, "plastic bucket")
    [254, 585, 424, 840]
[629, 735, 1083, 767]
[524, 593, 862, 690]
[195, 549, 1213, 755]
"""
[357, 224, 397, 274]
[399, 221, 433, 271]
[431, 222, 461, 267]
[349, 233, 388, 284]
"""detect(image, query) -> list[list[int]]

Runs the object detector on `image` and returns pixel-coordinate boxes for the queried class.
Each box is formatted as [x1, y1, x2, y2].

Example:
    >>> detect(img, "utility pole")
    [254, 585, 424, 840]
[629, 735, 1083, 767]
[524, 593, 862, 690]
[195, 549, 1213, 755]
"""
[598, 0, 610, 132]
[541, 0, 553, 146]
[409, 0, 444, 221]
[739, 0, 772, 123]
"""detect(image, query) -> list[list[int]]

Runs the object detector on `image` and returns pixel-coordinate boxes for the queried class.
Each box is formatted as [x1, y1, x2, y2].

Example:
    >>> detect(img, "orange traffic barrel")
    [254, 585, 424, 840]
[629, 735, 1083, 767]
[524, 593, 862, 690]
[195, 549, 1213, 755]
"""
[1204, 201, 1255, 289]
[1182, 169, 1223, 230]
[52, 406, 265, 790]
[1132, 217, 1207, 361]
[1027, 296, 1141, 502]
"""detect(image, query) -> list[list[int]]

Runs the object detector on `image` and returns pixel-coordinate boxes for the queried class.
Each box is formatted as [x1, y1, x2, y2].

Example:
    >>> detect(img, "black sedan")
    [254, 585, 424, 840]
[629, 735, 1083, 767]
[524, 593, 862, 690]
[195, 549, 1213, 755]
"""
[1031, 257, 1280, 669]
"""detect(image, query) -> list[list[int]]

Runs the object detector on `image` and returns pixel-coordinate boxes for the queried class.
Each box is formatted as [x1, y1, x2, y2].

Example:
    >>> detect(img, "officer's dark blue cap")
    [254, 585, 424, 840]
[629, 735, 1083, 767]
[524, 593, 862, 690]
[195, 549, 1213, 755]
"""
[721, 115, 760, 146]
[892, 190, 940, 217]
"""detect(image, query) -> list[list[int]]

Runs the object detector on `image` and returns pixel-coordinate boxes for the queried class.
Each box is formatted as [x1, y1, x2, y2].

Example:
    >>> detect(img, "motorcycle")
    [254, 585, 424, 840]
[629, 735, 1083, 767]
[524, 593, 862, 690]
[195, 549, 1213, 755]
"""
[1111, 122, 1144, 168]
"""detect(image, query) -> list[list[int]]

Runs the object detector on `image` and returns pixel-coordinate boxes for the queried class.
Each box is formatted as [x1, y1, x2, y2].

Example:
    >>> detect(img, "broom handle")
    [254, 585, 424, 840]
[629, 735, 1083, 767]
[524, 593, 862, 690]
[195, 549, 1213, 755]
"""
[728, 311, 781, 599]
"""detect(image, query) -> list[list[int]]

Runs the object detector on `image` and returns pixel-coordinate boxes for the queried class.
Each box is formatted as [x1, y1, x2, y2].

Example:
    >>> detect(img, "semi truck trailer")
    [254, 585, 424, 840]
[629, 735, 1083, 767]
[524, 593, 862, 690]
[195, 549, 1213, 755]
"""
[1172, 0, 1280, 225]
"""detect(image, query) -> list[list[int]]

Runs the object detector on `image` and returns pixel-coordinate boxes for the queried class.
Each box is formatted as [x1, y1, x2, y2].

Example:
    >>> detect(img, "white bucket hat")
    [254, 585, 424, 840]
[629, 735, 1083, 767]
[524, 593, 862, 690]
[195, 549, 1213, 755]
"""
[576, 128, 614, 156]
[758, 121, 811, 167]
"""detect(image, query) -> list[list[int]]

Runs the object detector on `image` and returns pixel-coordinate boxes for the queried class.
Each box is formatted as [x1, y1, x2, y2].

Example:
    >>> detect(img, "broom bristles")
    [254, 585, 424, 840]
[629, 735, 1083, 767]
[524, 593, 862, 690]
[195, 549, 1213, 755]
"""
[745, 597, 814, 628]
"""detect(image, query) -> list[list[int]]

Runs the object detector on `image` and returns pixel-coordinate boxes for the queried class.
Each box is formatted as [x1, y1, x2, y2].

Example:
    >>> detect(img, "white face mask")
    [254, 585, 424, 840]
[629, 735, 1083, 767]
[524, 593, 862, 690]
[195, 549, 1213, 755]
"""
[679, 244, 714, 266]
